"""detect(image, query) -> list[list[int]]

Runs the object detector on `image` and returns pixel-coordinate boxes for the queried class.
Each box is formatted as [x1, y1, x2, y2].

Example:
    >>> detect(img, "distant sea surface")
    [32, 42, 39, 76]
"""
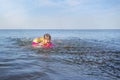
[0, 29, 120, 80]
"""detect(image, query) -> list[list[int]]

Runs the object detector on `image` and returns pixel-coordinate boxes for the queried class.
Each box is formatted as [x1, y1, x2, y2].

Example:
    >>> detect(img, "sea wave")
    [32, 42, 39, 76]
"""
[2, 37, 120, 79]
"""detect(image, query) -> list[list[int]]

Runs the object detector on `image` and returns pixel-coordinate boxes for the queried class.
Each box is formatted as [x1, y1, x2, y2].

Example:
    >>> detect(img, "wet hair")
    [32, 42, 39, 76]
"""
[43, 33, 51, 40]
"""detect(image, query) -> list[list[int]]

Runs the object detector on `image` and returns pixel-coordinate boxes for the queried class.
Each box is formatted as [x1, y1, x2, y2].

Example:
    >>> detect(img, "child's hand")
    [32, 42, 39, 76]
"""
[38, 43, 44, 46]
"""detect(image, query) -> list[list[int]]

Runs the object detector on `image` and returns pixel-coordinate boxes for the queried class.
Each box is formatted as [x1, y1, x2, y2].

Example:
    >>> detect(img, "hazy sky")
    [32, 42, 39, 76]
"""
[0, 0, 120, 29]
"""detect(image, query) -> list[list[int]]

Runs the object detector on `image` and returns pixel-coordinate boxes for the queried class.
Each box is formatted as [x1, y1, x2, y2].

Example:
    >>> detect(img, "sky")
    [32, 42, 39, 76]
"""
[0, 0, 120, 29]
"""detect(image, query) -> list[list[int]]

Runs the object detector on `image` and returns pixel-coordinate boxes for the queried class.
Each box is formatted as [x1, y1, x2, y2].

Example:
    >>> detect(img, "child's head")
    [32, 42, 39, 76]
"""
[43, 33, 51, 40]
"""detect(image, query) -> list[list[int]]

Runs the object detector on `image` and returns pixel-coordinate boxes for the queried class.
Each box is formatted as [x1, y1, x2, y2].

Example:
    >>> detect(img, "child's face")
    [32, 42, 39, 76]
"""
[44, 36, 50, 40]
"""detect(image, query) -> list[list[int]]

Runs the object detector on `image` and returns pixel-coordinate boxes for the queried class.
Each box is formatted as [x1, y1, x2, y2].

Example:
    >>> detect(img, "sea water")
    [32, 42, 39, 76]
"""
[0, 29, 120, 80]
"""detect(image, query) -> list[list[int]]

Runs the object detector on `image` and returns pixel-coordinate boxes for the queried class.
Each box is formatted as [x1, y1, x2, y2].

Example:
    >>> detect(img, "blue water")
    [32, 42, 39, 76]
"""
[0, 29, 120, 80]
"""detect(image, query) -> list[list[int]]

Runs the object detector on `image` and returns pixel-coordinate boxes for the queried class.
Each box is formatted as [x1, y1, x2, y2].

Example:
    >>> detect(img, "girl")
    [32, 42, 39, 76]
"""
[32, 33, 53, 48]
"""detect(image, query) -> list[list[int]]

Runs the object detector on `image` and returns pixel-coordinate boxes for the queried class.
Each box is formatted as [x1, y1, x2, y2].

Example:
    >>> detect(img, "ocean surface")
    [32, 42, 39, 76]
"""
[0, 29, 120, 80]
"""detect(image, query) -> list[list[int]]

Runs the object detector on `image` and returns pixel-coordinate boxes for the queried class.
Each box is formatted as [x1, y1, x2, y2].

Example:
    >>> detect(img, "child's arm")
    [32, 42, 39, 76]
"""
[38, 42, 44, 46]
